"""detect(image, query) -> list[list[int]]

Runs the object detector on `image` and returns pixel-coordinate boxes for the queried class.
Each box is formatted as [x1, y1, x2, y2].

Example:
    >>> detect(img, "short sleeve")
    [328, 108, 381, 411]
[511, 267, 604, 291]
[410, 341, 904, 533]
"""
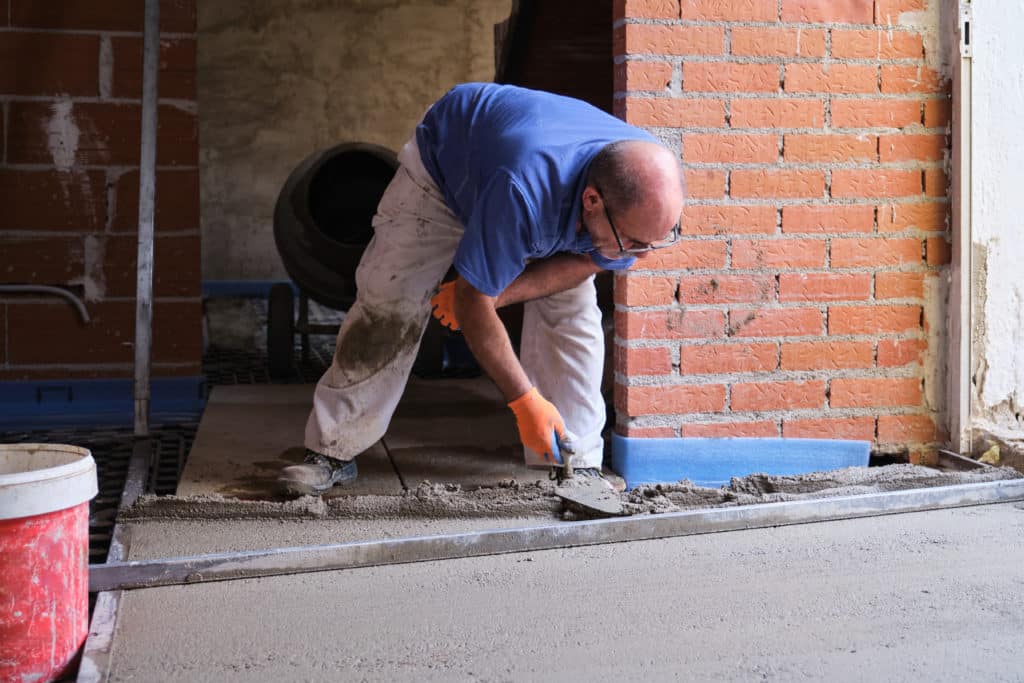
[453, 173, 537, 297]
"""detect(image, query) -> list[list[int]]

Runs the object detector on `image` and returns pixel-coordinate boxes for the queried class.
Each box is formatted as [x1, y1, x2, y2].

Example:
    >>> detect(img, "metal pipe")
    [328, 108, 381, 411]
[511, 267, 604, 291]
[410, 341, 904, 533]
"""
[88, 477, 1024, 593]
[133, 0, 160, 438]
[0, 284, 90, 324]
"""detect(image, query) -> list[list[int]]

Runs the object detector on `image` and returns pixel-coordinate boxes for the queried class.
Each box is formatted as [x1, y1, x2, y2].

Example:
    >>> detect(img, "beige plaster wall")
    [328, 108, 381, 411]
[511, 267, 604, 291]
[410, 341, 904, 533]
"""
[198, 0, 511, 280]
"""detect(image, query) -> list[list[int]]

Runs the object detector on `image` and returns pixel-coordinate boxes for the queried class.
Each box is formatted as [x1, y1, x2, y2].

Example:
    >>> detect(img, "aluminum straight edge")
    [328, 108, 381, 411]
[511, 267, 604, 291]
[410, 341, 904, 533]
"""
[89, 478, 1024, 593]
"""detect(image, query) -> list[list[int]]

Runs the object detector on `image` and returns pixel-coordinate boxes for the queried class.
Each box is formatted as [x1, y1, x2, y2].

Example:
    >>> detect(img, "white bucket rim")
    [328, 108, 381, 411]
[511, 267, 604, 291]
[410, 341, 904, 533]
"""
[0, 443, 98, 520]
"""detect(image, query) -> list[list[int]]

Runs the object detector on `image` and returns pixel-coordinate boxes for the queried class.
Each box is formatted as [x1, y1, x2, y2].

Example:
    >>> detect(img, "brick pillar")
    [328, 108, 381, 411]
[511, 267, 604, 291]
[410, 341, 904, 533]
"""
[612, 0, 951, 458]
[0, 0, 202, 381]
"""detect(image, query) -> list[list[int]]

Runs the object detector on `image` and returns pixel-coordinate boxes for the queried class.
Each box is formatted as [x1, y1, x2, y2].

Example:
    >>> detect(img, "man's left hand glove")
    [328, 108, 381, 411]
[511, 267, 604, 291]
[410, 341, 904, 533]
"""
[430, 280, 460, 331]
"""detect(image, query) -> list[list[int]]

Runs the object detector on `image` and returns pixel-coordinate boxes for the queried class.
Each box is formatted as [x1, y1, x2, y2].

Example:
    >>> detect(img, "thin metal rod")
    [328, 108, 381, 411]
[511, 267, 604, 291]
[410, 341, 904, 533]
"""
[133, 0, 159, 438]
[89, 478, 1024, 593]
[0, 284, 90, 323]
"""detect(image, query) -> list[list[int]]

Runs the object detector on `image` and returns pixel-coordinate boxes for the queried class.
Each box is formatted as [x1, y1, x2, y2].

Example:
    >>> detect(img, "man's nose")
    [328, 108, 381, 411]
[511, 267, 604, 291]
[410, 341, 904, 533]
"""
[634, 250, 654, 261]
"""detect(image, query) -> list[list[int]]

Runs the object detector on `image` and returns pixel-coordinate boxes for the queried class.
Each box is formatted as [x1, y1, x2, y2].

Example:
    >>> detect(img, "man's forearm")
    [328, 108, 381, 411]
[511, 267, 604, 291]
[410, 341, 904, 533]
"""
[454, 279, 532, 402]
[495, 253, 602, 308]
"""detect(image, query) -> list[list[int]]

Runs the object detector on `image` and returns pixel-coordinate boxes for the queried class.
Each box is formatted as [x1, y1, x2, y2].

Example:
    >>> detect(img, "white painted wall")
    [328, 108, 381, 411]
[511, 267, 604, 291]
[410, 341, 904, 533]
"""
[970, 1, 1024, 433]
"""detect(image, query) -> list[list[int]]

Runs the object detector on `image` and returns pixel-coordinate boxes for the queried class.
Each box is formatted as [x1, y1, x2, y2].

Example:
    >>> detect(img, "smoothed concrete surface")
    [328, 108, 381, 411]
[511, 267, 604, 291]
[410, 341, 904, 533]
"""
[109, 504, 1024, 681]
[179, 378, 537, 500]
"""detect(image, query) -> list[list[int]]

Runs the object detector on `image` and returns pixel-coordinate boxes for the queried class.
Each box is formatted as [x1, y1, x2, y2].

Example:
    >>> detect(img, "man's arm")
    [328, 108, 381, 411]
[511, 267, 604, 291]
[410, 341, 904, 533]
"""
[494, 253, 602, 309]
[453, 277, 531, 401]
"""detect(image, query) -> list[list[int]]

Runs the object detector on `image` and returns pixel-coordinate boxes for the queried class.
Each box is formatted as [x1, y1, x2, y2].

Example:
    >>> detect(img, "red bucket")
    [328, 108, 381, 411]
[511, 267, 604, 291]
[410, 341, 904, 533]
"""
[0, 444, 97, 682]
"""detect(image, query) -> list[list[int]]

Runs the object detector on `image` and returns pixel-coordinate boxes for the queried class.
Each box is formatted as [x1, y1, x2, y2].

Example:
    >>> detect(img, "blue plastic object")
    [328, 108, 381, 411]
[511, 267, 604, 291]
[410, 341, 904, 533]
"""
[0, 376, 206, 429]
[611, 434, 870, 489]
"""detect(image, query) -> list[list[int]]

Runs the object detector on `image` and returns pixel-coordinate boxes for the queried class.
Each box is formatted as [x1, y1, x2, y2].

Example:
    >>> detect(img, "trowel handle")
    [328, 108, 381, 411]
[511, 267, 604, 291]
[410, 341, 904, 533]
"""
[554, 430, 578, 478]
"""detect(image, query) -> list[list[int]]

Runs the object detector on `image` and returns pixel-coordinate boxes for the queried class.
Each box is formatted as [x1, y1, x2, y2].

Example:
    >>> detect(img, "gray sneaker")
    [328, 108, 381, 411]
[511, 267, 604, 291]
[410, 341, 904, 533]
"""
[278, 450, 358, 496]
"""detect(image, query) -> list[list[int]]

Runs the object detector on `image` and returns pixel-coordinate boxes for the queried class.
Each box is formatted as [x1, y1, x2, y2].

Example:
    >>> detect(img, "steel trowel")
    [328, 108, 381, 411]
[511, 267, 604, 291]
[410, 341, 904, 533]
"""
[551, 430, 625, 517]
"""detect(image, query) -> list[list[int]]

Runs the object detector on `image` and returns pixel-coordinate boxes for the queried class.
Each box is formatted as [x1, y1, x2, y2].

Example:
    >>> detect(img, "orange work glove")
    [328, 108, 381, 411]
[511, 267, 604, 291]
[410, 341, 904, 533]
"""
[507, 387, 566, 464]
[430, 280, 460, 331]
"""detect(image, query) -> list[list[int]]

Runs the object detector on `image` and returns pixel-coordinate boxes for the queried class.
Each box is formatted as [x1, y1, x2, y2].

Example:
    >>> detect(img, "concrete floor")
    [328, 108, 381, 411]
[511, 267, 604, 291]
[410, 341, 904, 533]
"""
[107, 503, 1024, 681]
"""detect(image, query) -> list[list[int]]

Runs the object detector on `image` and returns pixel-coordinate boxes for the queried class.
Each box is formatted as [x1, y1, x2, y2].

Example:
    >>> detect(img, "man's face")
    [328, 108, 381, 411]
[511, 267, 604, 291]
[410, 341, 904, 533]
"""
[581, 186, 680, 261]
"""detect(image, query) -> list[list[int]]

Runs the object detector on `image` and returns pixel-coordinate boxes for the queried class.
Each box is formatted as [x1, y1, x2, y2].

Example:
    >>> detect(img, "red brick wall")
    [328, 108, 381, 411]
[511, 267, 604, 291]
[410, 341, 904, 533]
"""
[612, 0, 951, 457]
[0, 0, 202, 381]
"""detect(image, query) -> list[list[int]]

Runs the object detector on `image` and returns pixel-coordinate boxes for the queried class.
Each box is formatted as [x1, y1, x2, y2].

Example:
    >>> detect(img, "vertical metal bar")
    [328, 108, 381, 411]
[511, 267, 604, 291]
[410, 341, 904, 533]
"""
[80, 1, 162, 678]
[950, 1, 973, 454]
[133, 0, 160, 438]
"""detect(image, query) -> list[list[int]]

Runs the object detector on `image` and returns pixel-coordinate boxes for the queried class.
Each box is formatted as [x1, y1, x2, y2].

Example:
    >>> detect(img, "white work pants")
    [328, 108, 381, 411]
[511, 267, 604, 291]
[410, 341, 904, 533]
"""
[305, 136, 606, 469]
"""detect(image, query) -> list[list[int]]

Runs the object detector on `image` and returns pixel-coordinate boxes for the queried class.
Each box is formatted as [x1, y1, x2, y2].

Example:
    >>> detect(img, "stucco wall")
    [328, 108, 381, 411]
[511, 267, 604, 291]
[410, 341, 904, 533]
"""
[970, 1, 1024, 434]
[198, 0, 511, 281]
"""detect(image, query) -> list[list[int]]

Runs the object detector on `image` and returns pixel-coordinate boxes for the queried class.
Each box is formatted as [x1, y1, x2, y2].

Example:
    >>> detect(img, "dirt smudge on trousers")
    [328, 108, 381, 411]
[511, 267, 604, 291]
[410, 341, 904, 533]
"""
[334, 307, 425, 383]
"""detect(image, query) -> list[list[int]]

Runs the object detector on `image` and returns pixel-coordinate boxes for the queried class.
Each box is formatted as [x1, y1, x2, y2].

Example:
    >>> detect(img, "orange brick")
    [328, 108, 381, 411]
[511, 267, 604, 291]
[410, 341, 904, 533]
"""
[785, 64, 878, 94]
[781, 341, 875, 370]
[877, 414, 938, 443]
[831, 99, 922, 128]
[616, 61, 673, 92]
[879, 134, 946, 162]
[881, 65, 947, 94]
[831, 29, 923, 59]
[615, 345, 674, 375]
[782, 0, 873, 23]
[783, 417, 875, 440]
[728, 308, 823, 337]
[832, 169, 921, 199]
[925, 237, 951, 265]
[732, 380, 825, 411]
[620, 383, 727, 415]
[638, 240, 728, 269]
[731, 27, 826, 58]
[831, 377, 921, 408]
[878, 338, 927, 367]
[731, 169, 825, 199]
[620, 25, 725, 55]
[924, 168, 948, 197]
[683, 205, 777, 236]
[828, 305, 921, 335]
[684, 63, 779, 93]
[831, 237, 921, 267]
[876, 272, 925, 299]
[679, 0, 778, 21]
[615, 275, 678, 306]
[924, 98, 952, 128]
[784, 134, 876, 162]
[615, 0, 680, 19]
[680, 342, 778, 373]
[874, 0, 926, 24]
[877, 202, 947, 232]
[683, 134, 778, 164]
[681, 421, 779, 437]
[618, 424, 679, 438]
[679, 274, 776, 304]
[732, 238, 826, 269]
[782, 205, 874, 234]
[730, 98, 824, 128]
[779, 273, 872, 301]
[685, 169, 727, 198]
[616, 309, 726, 340]
[620, 97, 726, 127]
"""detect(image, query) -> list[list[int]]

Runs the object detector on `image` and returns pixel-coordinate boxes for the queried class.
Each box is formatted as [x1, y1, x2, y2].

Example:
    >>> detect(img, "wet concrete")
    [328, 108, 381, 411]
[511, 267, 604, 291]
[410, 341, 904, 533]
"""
[108, 503, 1024, 681]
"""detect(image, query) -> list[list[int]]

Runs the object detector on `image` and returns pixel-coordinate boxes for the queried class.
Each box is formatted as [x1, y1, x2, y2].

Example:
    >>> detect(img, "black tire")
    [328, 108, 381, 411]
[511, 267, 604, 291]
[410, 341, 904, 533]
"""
[267, 283, 295, 379]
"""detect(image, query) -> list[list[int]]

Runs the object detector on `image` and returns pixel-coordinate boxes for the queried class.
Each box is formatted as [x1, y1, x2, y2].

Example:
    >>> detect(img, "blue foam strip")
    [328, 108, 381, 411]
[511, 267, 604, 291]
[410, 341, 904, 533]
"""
[201, 280, 298, 299]
[611, 434, 871, 489]
[0, 376, 207, 429]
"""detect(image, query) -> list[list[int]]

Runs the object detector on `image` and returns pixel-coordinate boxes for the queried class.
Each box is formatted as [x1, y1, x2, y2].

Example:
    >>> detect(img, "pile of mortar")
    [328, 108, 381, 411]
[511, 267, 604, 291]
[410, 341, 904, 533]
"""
[122, 463, 1023, 522]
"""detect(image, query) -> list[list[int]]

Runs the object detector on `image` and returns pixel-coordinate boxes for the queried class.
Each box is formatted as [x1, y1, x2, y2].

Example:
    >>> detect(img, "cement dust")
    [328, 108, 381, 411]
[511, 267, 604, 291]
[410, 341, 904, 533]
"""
[123, 464, 1024, 522]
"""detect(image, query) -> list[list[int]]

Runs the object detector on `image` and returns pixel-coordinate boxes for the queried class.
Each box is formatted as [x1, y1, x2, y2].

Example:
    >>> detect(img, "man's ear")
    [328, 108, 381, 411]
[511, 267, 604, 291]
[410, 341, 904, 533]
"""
[581, 185, 602, 210]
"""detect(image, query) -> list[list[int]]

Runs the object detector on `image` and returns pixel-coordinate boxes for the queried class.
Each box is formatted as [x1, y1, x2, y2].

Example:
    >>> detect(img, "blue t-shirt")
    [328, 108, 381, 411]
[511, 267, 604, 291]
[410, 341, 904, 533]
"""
[415, 83, 657, 297]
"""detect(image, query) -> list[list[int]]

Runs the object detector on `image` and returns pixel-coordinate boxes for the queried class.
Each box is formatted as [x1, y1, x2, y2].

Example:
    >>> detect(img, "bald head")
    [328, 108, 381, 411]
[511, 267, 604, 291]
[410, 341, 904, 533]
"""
[585, 140, 685, 244]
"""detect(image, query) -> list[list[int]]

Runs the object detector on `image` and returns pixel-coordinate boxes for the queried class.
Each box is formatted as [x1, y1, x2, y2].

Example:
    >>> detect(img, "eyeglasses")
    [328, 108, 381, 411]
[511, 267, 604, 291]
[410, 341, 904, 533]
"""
[601, 196, 681, 255]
